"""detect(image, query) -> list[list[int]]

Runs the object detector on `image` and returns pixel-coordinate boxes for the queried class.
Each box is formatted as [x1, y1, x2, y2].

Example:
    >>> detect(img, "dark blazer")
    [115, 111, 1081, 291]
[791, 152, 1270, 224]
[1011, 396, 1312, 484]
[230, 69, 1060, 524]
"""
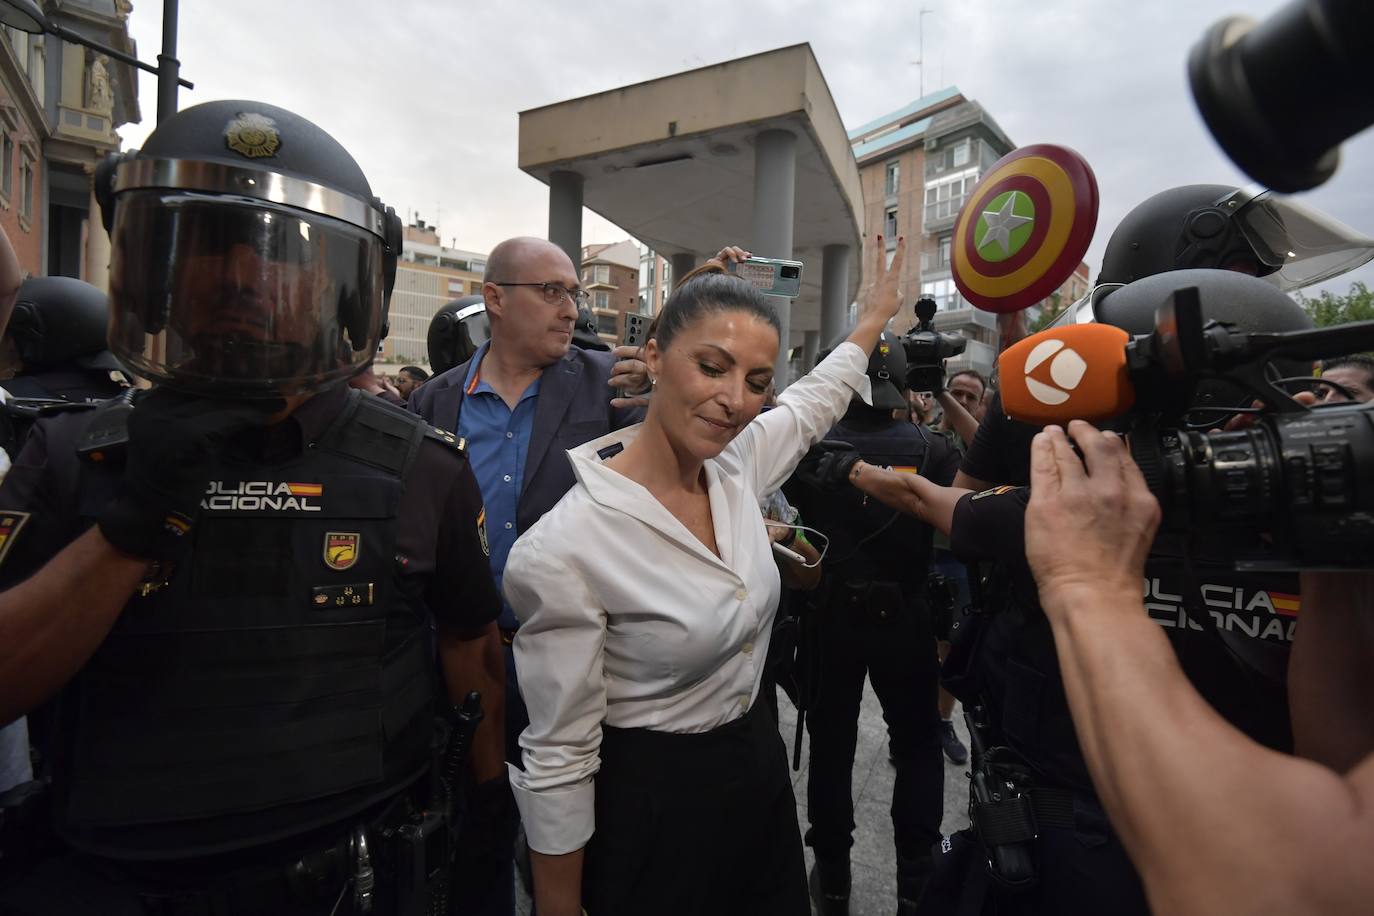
[409, 345, 642, 533]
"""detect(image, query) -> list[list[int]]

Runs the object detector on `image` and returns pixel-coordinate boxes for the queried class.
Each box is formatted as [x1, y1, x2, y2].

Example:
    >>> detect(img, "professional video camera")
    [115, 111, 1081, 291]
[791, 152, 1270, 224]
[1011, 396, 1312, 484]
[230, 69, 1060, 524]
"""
[1002, 271, 1374, 571]
[901, 297, 967, 393]
[1130, 304, 1373, 571]
[1190, 0, 1373, 192]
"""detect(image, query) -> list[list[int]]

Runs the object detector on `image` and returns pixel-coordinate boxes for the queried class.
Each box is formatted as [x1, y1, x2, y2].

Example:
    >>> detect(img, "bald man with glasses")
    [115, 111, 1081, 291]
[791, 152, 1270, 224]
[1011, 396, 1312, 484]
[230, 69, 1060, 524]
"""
[409, 236, 647, 916]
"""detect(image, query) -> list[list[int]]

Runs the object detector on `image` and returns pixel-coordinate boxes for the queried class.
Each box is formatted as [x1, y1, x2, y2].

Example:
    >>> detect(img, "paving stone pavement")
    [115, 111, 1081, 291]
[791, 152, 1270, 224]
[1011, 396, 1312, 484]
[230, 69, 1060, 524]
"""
[515, 679, 970, 915]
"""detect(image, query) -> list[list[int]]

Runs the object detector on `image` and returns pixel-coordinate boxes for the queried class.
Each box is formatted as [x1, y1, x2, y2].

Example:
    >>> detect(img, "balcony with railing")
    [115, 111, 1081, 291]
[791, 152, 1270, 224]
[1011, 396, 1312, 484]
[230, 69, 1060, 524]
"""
[55, 103, 116, 146]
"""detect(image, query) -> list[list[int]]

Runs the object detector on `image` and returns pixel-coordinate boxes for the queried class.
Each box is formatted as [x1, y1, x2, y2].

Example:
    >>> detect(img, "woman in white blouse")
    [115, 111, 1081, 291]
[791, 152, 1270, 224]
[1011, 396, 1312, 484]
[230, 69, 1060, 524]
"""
[504, 236, 907, 916]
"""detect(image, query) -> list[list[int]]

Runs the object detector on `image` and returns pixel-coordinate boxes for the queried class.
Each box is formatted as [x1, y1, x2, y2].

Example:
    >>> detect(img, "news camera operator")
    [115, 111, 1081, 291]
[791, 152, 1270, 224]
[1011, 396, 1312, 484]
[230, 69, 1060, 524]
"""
[786, 332, 958, 916]
[1025, 422, 1374, 916]
[0, 101, 506, 914]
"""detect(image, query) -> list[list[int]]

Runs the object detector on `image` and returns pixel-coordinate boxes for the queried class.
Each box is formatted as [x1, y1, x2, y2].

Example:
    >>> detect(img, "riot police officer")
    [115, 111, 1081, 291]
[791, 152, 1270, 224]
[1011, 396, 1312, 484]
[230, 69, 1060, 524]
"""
[787, 332, 959, 916]
[825, 268, 1302, 916]
[0, 100, 505, 915]
[427, 295, 489, 377]
[0, 277, 129, 403]
[808, 270, 1318, 916]
[0, 277, 131, 460]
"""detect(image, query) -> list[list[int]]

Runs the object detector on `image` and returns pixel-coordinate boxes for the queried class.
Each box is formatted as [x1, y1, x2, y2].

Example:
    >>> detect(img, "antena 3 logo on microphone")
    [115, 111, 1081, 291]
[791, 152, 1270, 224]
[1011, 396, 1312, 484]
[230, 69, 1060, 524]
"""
[999, 325, 1134, 425]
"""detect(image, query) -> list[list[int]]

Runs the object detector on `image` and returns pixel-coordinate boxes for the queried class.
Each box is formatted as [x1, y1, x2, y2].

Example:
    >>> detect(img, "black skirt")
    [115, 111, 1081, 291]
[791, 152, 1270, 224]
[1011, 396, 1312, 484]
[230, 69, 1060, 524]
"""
[582, 700, 809, 916]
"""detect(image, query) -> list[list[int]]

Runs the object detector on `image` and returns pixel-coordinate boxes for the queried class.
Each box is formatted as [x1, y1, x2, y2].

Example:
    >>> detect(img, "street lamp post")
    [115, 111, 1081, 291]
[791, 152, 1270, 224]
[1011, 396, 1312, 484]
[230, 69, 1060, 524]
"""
[0, 0, 191, 123]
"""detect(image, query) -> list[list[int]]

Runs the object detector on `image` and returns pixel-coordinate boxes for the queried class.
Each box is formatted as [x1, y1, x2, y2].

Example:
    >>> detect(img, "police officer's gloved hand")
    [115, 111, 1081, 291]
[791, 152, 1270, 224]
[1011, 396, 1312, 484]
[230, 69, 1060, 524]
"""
[97, 388, 282, 560]
[796, 439, 862, 492]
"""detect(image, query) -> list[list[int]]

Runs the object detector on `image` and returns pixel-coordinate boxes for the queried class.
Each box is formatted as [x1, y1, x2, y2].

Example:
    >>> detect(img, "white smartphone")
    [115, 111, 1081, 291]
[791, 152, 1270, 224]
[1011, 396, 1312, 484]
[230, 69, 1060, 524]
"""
[771, 540, 805, 564]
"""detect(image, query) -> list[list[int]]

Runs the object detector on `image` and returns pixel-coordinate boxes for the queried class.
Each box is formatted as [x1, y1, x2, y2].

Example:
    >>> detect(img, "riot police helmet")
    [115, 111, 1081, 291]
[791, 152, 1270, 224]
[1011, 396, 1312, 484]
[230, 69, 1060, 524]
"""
[427, 295, 488, 376]
[865, 330, 909, 411]
[1096, 184, 1372, 304]
[572, 304, 610, 352]
[6, 276, 126, 373]
[1096, 267, 1314, 422]
[96, 100, 403, 398]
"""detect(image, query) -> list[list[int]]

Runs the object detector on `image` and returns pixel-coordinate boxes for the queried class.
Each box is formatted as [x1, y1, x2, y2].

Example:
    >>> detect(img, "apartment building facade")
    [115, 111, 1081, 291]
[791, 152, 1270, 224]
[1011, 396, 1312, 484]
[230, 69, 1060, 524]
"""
[850, 87, 1088, 378]
[381, 216, 486, 365]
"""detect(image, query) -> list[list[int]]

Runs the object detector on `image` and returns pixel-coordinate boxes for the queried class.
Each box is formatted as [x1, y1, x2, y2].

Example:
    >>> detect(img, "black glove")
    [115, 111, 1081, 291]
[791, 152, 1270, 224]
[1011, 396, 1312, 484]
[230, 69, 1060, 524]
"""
[450, 776, 517, 910]
[97, 388, 281, 560]
[796, 439, 862, 492]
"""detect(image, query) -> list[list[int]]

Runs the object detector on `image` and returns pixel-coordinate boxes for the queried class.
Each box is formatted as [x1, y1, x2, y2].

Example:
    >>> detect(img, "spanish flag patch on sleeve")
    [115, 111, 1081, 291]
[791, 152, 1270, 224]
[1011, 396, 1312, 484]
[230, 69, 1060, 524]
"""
[0, 511, 30, 567]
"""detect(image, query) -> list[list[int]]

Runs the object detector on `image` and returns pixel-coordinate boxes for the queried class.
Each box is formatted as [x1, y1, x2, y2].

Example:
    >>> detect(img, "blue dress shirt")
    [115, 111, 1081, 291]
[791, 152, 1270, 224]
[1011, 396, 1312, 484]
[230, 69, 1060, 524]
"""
[458, 343, 541, 629]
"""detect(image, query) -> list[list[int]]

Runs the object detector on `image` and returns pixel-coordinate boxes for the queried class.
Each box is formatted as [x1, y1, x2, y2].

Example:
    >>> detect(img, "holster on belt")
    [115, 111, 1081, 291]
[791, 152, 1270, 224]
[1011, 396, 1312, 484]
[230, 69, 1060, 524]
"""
[966, 748, 1076, 894]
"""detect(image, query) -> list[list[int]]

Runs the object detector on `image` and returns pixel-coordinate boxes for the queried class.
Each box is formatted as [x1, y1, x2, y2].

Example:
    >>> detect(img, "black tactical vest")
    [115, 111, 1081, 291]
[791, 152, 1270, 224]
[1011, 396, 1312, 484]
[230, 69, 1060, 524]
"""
[53, 391, 440, 859]
[970, 560, 1295, 793]
[790, 413, 936, 589]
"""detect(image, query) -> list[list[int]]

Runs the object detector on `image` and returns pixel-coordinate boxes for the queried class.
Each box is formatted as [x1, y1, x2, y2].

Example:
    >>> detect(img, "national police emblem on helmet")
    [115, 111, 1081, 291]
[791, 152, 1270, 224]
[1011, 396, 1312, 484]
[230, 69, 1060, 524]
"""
[225, 112, 281, 159]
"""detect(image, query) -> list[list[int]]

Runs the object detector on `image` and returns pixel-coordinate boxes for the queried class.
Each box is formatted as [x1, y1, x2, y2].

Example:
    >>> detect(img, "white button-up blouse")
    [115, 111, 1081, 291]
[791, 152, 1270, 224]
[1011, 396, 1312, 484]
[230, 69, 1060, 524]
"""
[503, 342, 873, 855]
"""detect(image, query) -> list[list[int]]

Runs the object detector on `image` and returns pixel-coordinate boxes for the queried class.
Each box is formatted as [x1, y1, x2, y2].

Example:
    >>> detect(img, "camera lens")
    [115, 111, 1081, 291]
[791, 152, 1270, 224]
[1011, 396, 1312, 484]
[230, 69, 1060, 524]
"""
[1189, 3, 1374, 192]
[1142, 406, 1374, 568]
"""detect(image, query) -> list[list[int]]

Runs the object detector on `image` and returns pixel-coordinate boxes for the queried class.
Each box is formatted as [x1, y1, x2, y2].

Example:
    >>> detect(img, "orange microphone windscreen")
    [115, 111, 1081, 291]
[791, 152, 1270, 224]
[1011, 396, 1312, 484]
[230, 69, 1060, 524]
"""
[998, 324, 1135, 425]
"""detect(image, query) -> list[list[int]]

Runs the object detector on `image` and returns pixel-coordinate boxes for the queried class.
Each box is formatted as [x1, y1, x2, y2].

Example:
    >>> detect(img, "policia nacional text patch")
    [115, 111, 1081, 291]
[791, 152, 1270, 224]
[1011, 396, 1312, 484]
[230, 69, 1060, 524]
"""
[0, 511, 29, 567]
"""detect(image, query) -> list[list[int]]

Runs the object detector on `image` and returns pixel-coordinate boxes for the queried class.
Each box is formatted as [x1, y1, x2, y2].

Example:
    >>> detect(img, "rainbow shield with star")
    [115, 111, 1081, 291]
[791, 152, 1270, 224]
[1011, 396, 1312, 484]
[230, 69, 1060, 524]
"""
[951, 144, 1099, 314]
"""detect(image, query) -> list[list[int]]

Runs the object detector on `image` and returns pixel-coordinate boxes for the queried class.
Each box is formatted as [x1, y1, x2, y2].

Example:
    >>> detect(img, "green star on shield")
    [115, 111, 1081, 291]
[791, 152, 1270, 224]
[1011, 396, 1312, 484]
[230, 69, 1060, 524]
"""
[975, 190, 1036, 262]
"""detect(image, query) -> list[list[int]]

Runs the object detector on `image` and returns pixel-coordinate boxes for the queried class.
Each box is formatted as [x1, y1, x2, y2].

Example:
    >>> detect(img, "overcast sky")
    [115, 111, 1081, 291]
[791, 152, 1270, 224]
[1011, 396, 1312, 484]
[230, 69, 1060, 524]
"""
[117, 0, 1372, 297]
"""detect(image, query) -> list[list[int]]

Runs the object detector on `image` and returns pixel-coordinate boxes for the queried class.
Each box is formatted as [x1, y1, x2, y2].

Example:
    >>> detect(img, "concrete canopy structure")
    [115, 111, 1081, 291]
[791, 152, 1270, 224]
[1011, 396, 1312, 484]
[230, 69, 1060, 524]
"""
[518, 44, 865, 377]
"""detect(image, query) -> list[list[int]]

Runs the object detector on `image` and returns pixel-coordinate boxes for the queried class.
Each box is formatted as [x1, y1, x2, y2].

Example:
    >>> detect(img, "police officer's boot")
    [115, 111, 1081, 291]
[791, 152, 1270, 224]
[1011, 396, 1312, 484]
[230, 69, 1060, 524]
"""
[896, 852, 933, 915]
[809, 855, 851, 916]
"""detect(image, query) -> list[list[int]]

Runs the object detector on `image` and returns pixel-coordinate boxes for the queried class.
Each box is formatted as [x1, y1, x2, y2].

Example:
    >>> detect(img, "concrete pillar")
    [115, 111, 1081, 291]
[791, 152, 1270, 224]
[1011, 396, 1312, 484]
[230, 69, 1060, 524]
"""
[751, 129, 797, 382]
[820, 243, 852, 349]
[670, 252, 696, 288]
[548, 170, 584, 272]
[84, 183, 111, 293]
[802, 330, 820, 372]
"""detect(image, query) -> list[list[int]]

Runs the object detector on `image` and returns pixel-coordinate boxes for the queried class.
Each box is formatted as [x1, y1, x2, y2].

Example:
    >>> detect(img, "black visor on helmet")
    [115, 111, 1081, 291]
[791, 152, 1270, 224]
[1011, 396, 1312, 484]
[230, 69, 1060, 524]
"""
[1229, 190, 1374, 292]
[108, 191, 385, 397]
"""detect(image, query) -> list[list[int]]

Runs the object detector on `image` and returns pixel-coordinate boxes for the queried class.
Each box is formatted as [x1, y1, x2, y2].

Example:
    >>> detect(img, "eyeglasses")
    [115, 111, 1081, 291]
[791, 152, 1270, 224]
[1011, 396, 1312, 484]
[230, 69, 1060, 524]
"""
[492, 282, 589, 308]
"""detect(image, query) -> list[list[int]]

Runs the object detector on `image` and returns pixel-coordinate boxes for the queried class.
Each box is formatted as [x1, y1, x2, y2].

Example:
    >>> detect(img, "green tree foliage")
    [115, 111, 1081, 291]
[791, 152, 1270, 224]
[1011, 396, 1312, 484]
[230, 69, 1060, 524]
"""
[1028, 292, 1062, 333]
[1297, 281, 1374, 328]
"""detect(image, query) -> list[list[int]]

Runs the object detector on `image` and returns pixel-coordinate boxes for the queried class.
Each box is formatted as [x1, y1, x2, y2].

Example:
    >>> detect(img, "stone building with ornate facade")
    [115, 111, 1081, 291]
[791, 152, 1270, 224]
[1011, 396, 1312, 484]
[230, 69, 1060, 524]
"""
[0, 0, 140, 285]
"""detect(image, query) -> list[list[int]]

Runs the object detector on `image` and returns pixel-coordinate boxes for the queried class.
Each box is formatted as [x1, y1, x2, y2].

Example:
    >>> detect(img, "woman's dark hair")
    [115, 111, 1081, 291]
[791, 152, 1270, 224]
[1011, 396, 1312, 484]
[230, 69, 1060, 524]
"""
[651, 264, 781, 351]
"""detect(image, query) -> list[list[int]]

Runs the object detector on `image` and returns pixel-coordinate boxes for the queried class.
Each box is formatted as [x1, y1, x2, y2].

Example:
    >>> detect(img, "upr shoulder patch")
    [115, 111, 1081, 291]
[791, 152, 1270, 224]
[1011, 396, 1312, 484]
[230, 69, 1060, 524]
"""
[972, 485, 1021, 501]
[0, 511, 30, 567]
